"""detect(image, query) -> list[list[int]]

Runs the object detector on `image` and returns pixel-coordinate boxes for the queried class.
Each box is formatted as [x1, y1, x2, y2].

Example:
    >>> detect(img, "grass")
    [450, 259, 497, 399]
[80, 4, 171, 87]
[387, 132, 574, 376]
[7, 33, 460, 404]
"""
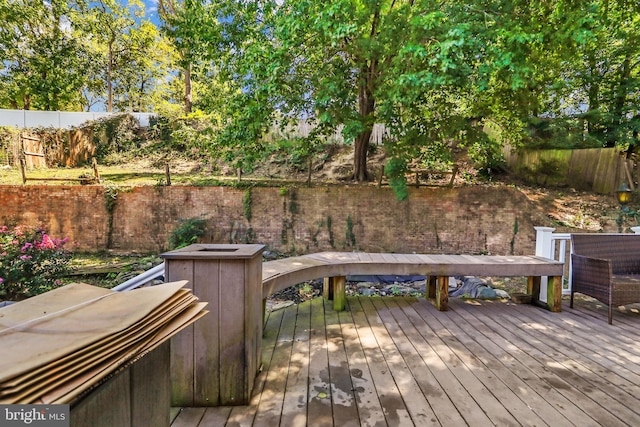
[65, 252, 163, 289]
[0, 164, 229, 186]
[0, 164, 317, 187]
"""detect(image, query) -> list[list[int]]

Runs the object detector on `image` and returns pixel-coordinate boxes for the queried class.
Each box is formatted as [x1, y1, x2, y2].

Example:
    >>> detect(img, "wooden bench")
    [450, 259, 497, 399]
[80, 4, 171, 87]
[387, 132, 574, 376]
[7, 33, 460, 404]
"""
[262, 252, 564, 312]
[570, 233, 640, 324]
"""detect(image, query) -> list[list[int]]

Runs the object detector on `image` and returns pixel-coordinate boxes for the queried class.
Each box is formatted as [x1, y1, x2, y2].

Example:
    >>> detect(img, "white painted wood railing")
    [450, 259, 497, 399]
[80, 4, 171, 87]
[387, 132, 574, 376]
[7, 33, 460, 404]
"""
[534, 227, 572, 299]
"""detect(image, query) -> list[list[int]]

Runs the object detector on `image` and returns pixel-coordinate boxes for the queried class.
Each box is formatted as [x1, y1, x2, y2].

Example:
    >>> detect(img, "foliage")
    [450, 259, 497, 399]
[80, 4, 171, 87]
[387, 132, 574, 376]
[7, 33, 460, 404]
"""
[1, 0, 639, 191]
[384, 157, 408, 201]
[0, 0, 178, 113]
[168, 217, 207, 249]
[465, 133, 506, 176]
[345, 215, 356, 247]
[147, 112, 218, 161]
[186, 0, 596, 187]
[78, 0, 179, 113]
[91, 114, 141, 161]
[243, 188, 252, 222]
[157, 0, 226, 114]
[0, 0, 89, 110]
[0, 225, 71, 300]
[0, 127, 19, 166]
[103, 181, 123, 214]
[557, 1, 640, 151]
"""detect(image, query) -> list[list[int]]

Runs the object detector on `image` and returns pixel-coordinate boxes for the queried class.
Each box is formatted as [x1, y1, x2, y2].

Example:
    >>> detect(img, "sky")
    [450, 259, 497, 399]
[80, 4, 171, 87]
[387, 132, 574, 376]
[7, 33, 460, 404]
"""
[142, 0, 160, 25]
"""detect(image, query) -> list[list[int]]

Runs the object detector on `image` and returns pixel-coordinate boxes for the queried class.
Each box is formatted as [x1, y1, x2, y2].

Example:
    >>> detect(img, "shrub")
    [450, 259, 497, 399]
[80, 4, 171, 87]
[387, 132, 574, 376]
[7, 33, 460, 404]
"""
[0, 225, 72, 300]
[168, 218, 207, 249]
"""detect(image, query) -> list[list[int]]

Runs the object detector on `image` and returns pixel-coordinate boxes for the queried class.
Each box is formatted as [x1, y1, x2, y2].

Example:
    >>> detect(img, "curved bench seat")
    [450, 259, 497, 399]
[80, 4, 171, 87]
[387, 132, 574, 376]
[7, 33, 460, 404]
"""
[262, 251, 564, 312]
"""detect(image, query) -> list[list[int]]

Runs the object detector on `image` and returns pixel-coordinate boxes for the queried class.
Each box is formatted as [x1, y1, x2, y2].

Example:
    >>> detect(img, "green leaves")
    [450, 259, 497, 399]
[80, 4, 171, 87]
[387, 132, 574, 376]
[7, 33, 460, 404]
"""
[0, 0, 177, 112]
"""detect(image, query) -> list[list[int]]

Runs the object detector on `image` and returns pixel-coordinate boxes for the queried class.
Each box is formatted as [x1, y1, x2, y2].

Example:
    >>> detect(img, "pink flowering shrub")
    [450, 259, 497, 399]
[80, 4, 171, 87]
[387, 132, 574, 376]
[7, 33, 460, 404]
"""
[0, 225, 71, 300]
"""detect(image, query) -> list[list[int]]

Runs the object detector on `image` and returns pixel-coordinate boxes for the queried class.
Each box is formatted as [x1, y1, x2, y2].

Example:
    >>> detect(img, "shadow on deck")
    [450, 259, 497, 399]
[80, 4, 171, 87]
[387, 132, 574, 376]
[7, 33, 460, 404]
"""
[171, 295, 640, 426]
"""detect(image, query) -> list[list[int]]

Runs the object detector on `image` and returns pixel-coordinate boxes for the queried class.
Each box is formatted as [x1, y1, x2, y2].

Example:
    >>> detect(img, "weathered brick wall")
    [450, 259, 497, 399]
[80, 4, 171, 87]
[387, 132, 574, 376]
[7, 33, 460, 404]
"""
[0, 185, 551, 255]
[0, 185, 110, 251]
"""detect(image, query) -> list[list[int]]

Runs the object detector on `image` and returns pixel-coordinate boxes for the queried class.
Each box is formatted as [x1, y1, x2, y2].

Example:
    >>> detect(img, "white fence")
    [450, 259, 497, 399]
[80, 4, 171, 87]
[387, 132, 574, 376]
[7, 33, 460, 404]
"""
[0, 109, 156, 129]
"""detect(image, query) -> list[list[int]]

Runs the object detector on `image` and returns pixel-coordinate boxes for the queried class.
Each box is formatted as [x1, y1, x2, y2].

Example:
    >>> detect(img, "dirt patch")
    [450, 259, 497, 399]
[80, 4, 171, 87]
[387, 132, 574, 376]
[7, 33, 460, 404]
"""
[515, 185, 626, 232]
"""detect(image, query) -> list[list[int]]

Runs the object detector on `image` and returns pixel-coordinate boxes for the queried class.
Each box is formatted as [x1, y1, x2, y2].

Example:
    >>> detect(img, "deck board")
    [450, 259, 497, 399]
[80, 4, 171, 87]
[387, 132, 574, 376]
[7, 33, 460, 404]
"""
[172, 296, 640, 426]
[452, 302, 598, 427]
[325, 299, 359, 427]
[382, 297, 492, 426]
[442, 303, 572, 427]
[336, 306, 386, 426]
[505, 305, 640, 424]
[307, 298, 333, 427]
[280, 297, 311, 427]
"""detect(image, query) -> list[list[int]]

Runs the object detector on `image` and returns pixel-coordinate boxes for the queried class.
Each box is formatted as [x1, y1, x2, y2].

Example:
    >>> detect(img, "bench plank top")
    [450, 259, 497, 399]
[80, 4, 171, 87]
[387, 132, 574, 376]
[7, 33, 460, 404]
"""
[262, 252, 563, 299]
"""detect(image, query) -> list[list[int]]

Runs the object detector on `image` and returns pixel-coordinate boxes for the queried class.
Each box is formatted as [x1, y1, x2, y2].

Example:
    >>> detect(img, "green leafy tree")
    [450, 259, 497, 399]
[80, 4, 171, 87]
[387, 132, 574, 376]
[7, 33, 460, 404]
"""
[83, 0, 147, 112]
[194, 0, 591, 183]
[0, 0, 177, 113]
[157, 0, 222, 114]
[560, 0, 640, 151]
[110, 20, 178, 112]
[0, 0, 88, 110]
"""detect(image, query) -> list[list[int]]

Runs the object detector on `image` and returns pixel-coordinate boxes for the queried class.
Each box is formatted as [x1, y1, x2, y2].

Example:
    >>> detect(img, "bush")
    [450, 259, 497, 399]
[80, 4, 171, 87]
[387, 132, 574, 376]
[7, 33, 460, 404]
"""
[168, 218, 207, 249]
[0, 225, 72, 300]
[91, 114, 141, 161]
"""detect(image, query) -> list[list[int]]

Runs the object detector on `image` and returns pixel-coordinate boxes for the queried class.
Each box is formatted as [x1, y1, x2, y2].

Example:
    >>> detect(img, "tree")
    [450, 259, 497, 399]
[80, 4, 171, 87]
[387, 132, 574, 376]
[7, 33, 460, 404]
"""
[0, 0, 175, 113]
[0, 0, 88, 110]
[157, 0, 221, 115]
[109, 20, 177, 112]
[561, 0, 640, 151]
[83, 0, 146, 112]
[200, 0, 591, 183]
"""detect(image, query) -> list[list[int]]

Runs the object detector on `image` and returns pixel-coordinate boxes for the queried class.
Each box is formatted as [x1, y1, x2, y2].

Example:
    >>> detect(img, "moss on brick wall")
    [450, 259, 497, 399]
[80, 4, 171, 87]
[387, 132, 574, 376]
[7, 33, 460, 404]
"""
[0, 185, 551, 255]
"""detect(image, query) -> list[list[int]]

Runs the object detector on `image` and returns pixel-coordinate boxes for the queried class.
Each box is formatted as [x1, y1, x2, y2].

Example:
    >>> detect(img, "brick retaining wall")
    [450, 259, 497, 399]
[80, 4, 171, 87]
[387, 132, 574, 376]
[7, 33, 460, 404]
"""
[0, 185, 551, 255]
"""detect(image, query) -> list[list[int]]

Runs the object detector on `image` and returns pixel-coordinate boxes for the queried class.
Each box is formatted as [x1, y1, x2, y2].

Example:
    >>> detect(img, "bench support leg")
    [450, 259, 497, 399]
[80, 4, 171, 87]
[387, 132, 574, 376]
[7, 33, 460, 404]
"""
[528, 275, 562, 312]
[427, 276, 448, 311]
[426, 276, 437, 299]
[323, 276, 346, 311]
[323, 277, 334, 301]
[547, 276, 562, 312]
[527, 276, 540, 301]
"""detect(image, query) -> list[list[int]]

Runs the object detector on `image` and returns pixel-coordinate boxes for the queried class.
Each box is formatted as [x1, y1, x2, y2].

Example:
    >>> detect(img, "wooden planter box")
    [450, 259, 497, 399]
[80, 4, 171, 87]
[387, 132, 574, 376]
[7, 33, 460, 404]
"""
[71, 341, 170, 427]
[162, 244, 265, 407]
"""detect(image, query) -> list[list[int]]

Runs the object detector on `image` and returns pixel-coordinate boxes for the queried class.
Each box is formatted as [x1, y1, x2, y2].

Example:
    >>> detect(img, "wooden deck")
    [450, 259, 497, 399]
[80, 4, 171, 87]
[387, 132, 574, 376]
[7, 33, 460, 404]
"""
[171, 296, 640, 426]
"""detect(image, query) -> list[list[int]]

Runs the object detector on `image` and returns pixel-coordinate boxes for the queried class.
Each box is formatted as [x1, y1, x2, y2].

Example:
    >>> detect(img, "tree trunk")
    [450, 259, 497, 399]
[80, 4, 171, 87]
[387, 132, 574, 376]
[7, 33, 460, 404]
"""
[607, 55, 631, 147]
[586, 54, 601, 140]
[354, 62, 377, 182]
[184, 62, 192, 115]
[107, 41, 114, 113]
[354, 129, 372, 182]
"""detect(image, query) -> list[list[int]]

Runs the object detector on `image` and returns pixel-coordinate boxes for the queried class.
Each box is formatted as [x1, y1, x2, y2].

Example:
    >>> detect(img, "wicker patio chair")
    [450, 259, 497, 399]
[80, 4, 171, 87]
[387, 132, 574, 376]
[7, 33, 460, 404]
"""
[570, 233, 640, 324]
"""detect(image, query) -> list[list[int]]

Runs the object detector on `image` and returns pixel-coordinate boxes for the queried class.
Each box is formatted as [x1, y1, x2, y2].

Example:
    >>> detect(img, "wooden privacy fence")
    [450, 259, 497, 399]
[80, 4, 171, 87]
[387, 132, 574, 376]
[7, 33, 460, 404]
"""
[16, 130, 102, 184]
[6, 129, 97, 169]
[503, 146, 637, 194]
[20, 132, 46, 168]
